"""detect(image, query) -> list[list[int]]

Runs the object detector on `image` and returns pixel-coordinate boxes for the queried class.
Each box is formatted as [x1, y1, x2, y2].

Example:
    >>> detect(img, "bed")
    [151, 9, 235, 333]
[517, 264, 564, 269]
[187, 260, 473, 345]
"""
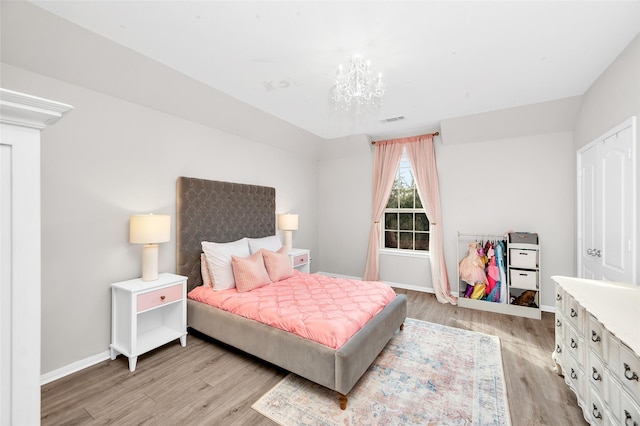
[176, 176, 407, 409]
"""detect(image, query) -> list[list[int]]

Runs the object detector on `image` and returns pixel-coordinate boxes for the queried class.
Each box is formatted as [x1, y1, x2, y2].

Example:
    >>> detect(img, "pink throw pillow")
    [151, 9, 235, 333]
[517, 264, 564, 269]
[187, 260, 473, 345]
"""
[201, 254, 214, 288]
[262, 246, 294, 282]
[231, 250, 272, 293]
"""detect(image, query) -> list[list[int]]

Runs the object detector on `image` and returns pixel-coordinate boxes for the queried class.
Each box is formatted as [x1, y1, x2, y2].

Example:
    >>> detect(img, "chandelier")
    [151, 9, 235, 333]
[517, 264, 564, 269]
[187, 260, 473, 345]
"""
[333, 56, 385, 111]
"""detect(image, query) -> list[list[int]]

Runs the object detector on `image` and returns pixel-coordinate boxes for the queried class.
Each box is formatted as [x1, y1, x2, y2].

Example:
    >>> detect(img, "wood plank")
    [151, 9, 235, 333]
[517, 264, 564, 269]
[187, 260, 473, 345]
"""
[41, 289, 587, 425]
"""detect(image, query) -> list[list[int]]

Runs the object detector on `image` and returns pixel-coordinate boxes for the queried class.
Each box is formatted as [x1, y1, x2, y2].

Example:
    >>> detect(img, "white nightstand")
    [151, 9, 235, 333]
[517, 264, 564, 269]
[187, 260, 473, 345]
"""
[110, 273, 187, 371]
[288, 248, 311, 273]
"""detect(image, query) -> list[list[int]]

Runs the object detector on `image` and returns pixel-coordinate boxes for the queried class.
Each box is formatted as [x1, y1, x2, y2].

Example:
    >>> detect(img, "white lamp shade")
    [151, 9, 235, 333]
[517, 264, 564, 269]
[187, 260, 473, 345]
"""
[129, 214, 171, 244]
[278, 213, 298, 231]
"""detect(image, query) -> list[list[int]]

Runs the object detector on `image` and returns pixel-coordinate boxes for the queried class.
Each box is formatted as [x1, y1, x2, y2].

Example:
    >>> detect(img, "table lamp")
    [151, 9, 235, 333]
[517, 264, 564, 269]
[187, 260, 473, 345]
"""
[130, 214, 171, 281]
[278, 213, 298, 252]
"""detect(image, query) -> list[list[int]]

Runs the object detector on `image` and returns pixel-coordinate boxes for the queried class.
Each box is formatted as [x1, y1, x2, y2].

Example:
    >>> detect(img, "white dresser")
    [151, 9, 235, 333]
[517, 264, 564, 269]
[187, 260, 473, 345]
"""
[552, 276, 640, 425]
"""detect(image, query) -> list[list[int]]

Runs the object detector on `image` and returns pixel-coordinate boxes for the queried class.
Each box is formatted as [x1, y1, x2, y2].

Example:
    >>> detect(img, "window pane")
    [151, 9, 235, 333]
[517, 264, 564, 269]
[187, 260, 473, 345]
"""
[399, 213, 413, 230]
[385, 231, 398, 249]
[415, 233, 429, 250]
[398, 167, 413, 187]
[385, 212, 398, 230]
[399, 232, 413, 249]
[399, 188, 414, 208]
[386, 188, 399, 208]
[415, 189, 423, 208]
[415, 213, 429, 231]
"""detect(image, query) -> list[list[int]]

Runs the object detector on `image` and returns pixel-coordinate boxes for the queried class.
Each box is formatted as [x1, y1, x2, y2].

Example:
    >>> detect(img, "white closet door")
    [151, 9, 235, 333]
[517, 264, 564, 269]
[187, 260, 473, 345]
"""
[577, 118, 636, 284]
[600, 125, 634, 283]
[578, 143, 598, 279]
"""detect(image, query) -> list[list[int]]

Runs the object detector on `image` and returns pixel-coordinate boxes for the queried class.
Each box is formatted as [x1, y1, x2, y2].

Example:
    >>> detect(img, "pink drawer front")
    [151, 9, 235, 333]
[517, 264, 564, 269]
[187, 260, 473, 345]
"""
[137, 283, 182, 312]
[292, 253, 309, 266]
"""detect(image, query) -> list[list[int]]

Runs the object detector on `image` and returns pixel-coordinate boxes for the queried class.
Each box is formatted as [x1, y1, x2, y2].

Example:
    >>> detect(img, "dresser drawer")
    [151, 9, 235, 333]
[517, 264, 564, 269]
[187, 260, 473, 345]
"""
[137, 284, 183, 312]
[566, 356, 585, 400]
[509, 248, 538, 268]
[619, 391, 640, 426]
[588, 386, 607, 425]
[617, 344, 640, 398]
[567, 328, 584, 365]
[588, 315, 605, 359]
[566, 296, 585, 333]
[589, 352, 605, 396]
[292, 252, 309, 266]
[555, 283, 564, 311]
[509, 269, 538, 290]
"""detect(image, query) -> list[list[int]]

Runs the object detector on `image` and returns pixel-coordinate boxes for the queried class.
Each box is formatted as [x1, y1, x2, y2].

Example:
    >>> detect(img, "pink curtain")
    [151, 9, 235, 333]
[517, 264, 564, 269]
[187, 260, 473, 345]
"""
[406, 135, 457, 304]
[363, 141, 404, 281]
[364, 133, 457, 305]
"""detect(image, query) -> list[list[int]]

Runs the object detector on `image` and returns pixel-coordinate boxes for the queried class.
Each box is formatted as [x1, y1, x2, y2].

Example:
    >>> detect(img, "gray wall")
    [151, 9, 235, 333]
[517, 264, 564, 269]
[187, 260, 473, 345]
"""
[1, 63, 321, 374]
[573, 34, 640, 280]
[317, 124, 576, 309]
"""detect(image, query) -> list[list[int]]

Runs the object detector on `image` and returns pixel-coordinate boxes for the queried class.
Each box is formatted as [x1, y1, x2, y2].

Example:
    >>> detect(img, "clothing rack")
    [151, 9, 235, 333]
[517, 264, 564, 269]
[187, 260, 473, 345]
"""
[457, 232, 506, 240]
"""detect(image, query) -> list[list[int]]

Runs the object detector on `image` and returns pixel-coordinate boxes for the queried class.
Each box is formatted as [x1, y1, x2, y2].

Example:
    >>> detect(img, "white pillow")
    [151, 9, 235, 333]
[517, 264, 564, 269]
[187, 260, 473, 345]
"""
[201, 238, 250, 290]
[247, 235, 282, 254]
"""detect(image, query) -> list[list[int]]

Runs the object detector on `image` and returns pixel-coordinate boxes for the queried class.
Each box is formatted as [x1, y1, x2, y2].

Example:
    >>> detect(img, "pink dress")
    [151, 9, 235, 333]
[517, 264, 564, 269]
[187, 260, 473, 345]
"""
[459, 242, 488, 286]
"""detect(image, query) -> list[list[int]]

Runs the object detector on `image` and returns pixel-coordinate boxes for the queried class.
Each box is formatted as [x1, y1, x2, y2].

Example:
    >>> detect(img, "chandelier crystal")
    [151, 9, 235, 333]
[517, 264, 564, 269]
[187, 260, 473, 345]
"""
[333, 56, 385, 111]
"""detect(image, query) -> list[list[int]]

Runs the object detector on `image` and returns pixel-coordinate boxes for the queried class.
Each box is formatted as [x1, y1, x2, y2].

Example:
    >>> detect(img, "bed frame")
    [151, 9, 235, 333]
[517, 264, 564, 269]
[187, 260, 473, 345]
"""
[176, 176, 407, 409]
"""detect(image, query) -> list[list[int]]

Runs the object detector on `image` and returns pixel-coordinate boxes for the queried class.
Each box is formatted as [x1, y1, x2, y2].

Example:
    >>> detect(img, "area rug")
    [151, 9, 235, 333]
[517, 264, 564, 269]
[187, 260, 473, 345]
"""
[252, 318, 510, 425]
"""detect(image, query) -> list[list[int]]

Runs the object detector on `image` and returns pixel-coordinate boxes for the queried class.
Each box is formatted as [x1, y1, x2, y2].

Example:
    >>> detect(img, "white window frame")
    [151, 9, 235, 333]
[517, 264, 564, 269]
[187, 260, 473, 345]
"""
[380, 148, 430, 257]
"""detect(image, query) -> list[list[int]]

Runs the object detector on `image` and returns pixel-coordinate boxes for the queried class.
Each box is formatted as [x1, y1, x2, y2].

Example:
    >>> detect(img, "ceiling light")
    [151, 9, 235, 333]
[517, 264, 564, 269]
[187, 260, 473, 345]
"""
[333, 56, 385, 112]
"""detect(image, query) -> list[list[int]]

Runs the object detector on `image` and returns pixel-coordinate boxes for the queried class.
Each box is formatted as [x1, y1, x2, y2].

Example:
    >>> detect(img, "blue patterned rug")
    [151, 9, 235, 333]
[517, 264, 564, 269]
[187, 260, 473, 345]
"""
[252, 318, 510, 425]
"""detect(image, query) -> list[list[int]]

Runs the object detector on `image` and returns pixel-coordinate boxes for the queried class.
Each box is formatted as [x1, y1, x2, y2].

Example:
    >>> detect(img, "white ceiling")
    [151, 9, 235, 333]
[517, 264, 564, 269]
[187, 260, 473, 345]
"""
[30, 1, 640, 140]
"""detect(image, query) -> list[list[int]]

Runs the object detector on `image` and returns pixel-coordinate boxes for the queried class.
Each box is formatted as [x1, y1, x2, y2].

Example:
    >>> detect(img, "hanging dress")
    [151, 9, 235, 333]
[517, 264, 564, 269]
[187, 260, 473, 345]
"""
[459, 242, 488, 298]
[495, 240, 508, 303]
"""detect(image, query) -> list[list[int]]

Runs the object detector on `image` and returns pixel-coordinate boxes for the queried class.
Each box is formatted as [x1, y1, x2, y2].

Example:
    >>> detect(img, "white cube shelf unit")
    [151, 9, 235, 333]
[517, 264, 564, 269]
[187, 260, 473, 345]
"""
[457, 232, 541, 319]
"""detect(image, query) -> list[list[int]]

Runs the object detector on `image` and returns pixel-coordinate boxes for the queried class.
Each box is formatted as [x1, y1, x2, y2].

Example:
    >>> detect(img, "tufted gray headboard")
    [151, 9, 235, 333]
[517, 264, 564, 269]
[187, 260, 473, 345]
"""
[176, 177, 276, 292]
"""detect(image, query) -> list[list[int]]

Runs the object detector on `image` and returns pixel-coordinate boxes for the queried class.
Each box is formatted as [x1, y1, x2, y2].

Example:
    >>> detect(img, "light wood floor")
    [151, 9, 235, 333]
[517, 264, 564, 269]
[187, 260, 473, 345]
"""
[41, 289, 587, 425]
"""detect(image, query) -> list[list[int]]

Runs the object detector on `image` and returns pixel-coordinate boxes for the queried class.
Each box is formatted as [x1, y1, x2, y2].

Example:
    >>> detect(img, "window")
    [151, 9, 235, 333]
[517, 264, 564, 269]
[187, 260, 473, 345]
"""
[383, 149, 430, 252]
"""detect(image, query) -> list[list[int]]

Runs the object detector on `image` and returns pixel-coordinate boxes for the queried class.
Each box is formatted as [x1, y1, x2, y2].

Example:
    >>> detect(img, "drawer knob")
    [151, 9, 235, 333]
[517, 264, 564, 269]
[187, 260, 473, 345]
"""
[556, 344, 562, 354]
[625, 410, 637, 426]
[592, 367, 602, 381]
[160, 295, 166, 300]
[624, 363, 639, 381]
[556, 319, 561, 328]
[591, 330, 601, 343]
[570, 368, 577, 380]
[592, 404, 602, 420]
[570, 308, 577, 318]
[570, 338, 577, 349]
[556, 293, 562, 301]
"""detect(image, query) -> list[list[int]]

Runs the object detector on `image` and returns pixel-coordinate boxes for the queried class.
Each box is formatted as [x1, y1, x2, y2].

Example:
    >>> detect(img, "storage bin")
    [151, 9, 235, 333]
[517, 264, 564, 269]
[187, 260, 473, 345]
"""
[508, 232, 538, 244]
[509, 268, 538, 290]
[510, 248, 538, 268]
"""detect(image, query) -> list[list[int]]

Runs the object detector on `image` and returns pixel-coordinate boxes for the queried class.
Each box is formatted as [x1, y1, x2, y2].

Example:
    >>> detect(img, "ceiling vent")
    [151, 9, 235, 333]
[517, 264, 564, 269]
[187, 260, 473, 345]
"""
[380, 116, 405, 123]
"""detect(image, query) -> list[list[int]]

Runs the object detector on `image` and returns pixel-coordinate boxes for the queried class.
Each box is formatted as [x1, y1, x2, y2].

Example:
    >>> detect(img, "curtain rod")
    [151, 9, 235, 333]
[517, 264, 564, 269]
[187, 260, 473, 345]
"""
[371, 131, 439, 145]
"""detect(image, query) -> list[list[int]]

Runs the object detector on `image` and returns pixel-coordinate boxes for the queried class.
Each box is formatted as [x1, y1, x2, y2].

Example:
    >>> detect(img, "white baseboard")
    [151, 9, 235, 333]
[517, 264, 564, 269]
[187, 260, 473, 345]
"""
[315, 271, 435, 293]
[40, 350, 111, 386]
[316, 271, 555, 314]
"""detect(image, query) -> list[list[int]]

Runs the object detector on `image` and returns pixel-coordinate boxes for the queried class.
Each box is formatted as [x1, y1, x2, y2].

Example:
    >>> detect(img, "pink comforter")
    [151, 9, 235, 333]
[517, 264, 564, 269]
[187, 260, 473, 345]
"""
[188, 271, 397, 349]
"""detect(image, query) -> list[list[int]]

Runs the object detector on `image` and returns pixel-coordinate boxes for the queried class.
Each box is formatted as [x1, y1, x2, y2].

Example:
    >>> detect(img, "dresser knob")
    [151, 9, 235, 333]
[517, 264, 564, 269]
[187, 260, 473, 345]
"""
[556, 293, 562, 301]
[591, 330, 601, 343]
[592, 404, 602, 420]
[556, 344, 562, 354]
[571, 308, 577, 318]
[570, 368, 577, 380]
[624, 363, 639, 381]
[556, 319, 561, 328]
[625, 410, 637, 426]
[160, 295, 166, 300]
[570, 338, 577, 349]
[592, 367, 602, 381]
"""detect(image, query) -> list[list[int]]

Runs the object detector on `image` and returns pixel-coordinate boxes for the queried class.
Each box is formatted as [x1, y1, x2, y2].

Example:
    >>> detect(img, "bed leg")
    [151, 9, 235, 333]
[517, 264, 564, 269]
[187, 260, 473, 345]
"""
[338, 393, 348, 410]
[400, 322, 405, 331]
